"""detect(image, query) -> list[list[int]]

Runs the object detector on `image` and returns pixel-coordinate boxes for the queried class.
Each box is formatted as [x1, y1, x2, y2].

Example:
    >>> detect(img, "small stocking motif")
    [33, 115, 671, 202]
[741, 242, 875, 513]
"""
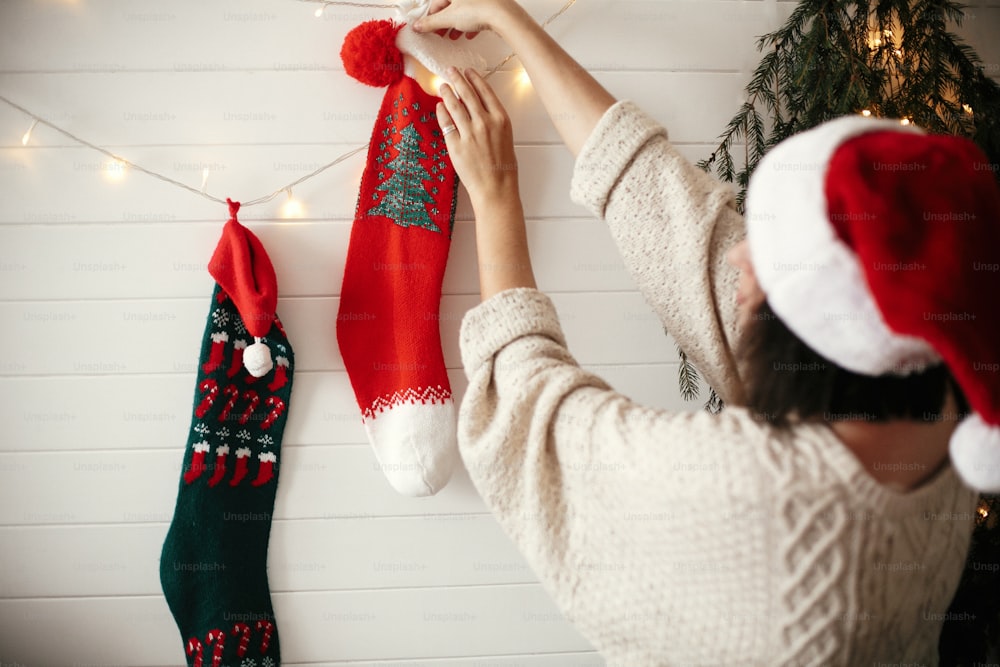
[183, 441, 211, 485]
[201, 332, 229, 374]
[227, 339, 248, 378]
[230, 447, 252, 486]
[207, 444, 230, 488]
[252, 452, 277, 487]
[267, 356, 290, 392]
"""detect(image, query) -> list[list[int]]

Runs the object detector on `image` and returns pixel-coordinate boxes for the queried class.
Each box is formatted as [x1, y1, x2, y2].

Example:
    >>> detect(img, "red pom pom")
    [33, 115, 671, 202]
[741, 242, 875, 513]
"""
[341, 20, 405, 88]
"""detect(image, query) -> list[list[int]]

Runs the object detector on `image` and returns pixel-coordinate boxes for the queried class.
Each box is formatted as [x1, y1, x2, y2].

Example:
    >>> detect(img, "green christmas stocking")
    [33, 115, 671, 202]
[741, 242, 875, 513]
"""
[160, 200, 293, 667]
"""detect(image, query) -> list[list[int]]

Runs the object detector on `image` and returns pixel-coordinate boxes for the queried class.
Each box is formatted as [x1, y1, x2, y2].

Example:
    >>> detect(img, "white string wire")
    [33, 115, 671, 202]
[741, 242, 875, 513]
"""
[486, 0, 577, 78]
[0, 0, 578, 211]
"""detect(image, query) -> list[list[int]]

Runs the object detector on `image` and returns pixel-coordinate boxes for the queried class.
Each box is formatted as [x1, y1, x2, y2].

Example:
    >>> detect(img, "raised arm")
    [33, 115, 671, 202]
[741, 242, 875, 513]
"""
[415, 0, 615, 156]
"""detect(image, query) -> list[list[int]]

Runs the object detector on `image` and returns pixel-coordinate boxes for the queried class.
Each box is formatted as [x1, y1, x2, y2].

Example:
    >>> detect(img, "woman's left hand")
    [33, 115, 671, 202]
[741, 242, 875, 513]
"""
[436, 67, 519, 210]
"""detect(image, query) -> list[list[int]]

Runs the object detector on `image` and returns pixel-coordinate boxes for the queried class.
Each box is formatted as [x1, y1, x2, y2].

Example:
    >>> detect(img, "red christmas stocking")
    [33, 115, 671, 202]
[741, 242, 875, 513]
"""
[336, 21, 459, 496]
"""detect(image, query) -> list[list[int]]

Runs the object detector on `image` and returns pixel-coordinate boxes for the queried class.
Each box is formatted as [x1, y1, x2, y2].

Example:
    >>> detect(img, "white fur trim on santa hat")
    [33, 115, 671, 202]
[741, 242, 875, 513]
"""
[746, 115, 940, 376]
[394, 0, 486, 81]
[950, 414, 1000, 493]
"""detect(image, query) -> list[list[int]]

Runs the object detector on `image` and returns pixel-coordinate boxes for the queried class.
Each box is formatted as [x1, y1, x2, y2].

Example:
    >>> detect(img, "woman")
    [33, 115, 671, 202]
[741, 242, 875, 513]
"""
[414, 1, 1000, 663]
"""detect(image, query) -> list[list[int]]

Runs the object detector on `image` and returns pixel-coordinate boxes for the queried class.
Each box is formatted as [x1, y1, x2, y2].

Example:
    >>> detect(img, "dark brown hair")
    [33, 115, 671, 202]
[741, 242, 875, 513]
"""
[741, 300, 969, 424]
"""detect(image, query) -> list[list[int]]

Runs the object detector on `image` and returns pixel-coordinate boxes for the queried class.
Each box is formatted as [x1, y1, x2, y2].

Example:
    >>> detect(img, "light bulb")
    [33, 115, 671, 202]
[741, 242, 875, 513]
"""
[518, 70, 532, 87]
[963, 104, 973, 115]
[861, 109, 872, 117]
[21, 119, 39, 146]
[900, 118, 911, 126]
[281, 189, 304, 218]
[105, 158, 127, 181]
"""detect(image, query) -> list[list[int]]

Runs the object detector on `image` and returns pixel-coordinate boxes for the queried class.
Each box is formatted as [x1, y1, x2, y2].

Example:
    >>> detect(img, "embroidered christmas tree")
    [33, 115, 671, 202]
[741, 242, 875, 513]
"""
[368, 119, 442, 233]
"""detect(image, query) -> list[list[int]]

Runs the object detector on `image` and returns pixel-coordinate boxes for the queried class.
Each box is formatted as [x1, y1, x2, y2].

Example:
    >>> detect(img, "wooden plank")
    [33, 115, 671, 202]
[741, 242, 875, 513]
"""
[0, 585, 592, 664]
[0, 69, 747, 148]
[291, 654, 604, 667]
[0, 292, 680, 376]
[0, 362, 702, 452]
[0, 444, 489, 526]
[0, 0, 777, 73]
[0, 137, 724, 226]
[294, 655, 604, 667]
[0, 218, 640, 300]
[0, 515, 536, 598]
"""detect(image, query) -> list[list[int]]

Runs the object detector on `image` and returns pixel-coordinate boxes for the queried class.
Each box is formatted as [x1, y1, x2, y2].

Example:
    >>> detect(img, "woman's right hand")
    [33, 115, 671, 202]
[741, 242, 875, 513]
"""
[414, 0, 515, 40]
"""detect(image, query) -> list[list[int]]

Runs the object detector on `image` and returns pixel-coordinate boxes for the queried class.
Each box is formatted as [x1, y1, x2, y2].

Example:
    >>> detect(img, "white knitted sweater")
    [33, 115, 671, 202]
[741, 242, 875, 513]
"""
[456, 102, 979, 666]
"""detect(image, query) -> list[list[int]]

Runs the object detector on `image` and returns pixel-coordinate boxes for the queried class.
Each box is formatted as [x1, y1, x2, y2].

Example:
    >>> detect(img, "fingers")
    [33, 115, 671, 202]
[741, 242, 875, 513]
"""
[438, 83, 470, 135]
[436, 101, 459, 146]
[415, 0, 450, 34]
[464, 68, 505, 118]
[445, 67, 486, 119]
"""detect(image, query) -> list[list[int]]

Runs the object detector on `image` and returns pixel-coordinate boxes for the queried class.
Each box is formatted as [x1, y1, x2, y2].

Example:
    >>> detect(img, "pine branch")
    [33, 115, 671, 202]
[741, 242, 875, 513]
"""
[677, 345, 701, 402]
[704, 387, 724, 415]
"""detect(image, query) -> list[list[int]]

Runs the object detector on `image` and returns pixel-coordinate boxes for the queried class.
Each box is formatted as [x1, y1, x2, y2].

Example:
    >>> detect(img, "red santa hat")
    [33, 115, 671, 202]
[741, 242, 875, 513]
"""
[745, 116, 1000, 492]
[208, 199, 278, 377]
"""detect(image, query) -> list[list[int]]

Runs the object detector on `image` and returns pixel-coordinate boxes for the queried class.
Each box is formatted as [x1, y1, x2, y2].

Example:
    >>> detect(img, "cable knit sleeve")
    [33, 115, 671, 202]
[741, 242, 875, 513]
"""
[457, 288, 773, 662]
[571, 101, 747, 404]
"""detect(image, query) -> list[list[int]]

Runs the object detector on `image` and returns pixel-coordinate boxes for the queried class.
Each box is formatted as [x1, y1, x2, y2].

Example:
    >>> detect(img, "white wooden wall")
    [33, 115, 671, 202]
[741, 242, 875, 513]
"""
[1, 1, 997, 664]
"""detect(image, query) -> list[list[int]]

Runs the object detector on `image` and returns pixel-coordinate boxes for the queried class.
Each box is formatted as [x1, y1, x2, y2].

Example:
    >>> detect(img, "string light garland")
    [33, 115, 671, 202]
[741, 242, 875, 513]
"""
[0, 0, 576, 212]
[486, 0, 576, 77]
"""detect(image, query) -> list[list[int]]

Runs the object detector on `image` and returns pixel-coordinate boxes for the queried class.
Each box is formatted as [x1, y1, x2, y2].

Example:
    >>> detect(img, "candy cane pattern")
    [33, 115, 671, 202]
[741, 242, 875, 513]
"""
[230, 447, 252, 486]
[186, 638, 204, 667]
[205, 628, 226, 667]
[232, 622, 252, 657]
[260, 397, 286, 430]
[256, 619, 275, 654]
[217, 384, 241, 423]
[238, 390, 260, 425]
[194, 379, 219, 419]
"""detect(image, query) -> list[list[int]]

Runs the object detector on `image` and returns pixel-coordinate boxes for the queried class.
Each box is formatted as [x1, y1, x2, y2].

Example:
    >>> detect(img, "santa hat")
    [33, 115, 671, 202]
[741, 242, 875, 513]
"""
[208, 199, 278, 377]
[340, 1, 485, 90]
[745, 116, 1000, 492]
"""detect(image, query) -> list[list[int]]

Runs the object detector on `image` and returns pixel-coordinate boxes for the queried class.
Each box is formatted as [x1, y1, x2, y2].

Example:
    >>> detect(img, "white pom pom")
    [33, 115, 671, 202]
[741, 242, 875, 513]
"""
[243, 340, 273, 378]
[950, 414, 1000, 493]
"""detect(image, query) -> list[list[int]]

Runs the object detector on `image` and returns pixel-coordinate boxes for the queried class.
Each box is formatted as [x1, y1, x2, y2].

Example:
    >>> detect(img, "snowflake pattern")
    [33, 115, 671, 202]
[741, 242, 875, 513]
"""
[258, 434, 274, 446]
[241, 659, 257, 667]
[262, 658, 275, 667]
[237, 430, 252, 442]
[193, 423, 210, 435]
[216, 427, 230, 438]
[234, 317, 247, 335]
[211, 308, 230, 328]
